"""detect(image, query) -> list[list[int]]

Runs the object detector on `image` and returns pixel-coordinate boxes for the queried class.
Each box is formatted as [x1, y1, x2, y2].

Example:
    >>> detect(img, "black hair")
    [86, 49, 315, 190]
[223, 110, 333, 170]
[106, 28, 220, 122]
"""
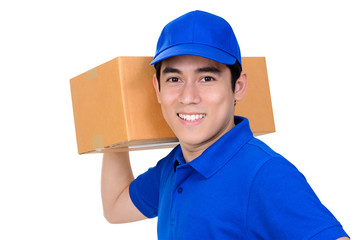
[155, 60, 242, 92]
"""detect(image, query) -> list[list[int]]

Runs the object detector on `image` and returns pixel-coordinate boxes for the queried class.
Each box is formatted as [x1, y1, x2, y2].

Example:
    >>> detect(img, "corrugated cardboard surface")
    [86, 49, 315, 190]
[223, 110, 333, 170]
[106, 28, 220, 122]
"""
[70, 58, 129, 153]
[236, 57, 275, 135]
[70, 56, 275, 154]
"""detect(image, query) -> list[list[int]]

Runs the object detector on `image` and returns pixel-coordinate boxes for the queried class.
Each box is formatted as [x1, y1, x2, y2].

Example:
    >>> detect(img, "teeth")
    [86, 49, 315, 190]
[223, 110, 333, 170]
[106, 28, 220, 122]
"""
[178, 113, 206, 121]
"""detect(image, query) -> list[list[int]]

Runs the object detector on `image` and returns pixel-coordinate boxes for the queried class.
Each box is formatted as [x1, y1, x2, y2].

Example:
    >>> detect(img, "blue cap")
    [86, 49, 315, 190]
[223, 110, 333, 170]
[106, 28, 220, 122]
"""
[151, 10, 242, 67]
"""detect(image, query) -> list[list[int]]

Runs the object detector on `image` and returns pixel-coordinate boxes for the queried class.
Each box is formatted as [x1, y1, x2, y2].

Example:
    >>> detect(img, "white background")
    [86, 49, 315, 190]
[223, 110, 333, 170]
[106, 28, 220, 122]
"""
[0, 0, 359, 239]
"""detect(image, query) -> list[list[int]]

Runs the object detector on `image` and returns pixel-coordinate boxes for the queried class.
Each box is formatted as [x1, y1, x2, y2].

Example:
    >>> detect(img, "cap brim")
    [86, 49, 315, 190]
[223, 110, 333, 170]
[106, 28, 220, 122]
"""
[150, 43, 237, 65]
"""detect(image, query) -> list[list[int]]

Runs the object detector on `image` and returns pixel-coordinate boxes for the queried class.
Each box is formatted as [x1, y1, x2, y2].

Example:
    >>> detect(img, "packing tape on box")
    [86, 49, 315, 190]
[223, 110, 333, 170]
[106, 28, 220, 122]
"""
[86, 68, 98, 80]
[92, 135, 104, 151]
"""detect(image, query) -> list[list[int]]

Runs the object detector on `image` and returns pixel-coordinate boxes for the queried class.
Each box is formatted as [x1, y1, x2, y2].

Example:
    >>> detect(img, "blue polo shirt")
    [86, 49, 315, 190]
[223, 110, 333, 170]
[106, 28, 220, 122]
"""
[129, 116, 349, 239]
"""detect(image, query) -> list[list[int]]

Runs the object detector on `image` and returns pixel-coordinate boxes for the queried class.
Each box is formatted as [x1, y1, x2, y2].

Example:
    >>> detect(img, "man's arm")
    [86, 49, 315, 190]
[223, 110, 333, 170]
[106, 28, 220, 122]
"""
[101, 152, 147, 223]
[337, 237, 350, 240]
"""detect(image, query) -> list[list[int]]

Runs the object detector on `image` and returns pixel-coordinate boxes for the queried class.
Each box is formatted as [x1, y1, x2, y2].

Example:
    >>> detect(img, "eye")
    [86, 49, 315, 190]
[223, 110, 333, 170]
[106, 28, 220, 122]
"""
[166, 77, 180, 82]
[202, 76, 215, 82]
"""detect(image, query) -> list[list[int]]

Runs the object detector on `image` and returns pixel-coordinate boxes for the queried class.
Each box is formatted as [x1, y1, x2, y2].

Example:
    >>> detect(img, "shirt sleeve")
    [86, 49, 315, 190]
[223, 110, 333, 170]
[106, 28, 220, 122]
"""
[246, 157, 349, 240]
[129, 159, 164, 218]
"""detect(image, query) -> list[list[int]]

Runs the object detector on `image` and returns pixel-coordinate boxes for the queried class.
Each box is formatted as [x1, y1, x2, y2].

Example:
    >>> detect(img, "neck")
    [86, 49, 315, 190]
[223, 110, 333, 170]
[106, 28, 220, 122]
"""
[180, 143, 211, 163]
[180, 121, 236, 163]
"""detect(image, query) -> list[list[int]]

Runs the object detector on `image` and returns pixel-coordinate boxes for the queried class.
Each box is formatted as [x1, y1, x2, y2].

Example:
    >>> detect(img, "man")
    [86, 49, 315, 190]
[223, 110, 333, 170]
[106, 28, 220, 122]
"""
[101, 10, 349, 239]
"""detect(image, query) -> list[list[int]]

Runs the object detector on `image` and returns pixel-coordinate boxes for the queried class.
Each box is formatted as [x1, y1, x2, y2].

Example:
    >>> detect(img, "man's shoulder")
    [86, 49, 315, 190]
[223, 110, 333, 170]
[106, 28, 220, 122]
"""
[226, 136, 291, 180]
[244, 137, 283, 159]
[221, 137, 287, 182]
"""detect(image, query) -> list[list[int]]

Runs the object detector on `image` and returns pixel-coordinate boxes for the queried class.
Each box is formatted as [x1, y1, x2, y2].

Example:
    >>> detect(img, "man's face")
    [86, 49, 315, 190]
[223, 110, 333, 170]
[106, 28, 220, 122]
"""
[153, 55, 247, 154]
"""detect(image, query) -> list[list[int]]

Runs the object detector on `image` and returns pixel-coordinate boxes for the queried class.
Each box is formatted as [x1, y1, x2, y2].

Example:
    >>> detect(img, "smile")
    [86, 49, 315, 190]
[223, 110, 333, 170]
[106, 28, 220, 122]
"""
[178, 113, 206, 121]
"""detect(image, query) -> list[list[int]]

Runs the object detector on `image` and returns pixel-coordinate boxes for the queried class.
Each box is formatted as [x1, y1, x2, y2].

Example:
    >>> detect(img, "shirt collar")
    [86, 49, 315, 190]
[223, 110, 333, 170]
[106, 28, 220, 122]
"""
[173, 116, 253, 178]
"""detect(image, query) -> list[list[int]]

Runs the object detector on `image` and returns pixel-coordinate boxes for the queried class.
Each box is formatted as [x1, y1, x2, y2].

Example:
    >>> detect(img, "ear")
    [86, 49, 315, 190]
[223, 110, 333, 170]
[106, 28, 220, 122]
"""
[234, 71, 248, 101]
[153, 73, 161, 104]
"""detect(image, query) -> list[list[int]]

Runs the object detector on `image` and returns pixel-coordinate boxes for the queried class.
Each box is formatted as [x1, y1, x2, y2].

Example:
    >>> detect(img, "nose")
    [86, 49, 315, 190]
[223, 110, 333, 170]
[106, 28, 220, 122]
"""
[178, 81, 200, 105]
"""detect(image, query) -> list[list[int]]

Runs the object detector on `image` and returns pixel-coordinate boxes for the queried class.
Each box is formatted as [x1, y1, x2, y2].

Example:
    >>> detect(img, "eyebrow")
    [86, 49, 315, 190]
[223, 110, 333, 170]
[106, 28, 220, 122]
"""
[195, 67, 221, 74]
[162, 67, 181, 75]
[162, 66, 221, 75]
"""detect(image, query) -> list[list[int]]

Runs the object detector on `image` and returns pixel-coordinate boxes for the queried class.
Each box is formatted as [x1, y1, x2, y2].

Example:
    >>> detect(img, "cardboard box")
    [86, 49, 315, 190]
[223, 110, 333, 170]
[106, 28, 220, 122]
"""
[70, 56, 275, 154]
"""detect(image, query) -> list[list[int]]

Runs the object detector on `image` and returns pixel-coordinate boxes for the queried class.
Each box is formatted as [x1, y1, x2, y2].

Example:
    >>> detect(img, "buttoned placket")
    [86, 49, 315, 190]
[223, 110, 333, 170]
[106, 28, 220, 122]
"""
[170, 159, 193, 239]
[170, 161, 180, 227]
